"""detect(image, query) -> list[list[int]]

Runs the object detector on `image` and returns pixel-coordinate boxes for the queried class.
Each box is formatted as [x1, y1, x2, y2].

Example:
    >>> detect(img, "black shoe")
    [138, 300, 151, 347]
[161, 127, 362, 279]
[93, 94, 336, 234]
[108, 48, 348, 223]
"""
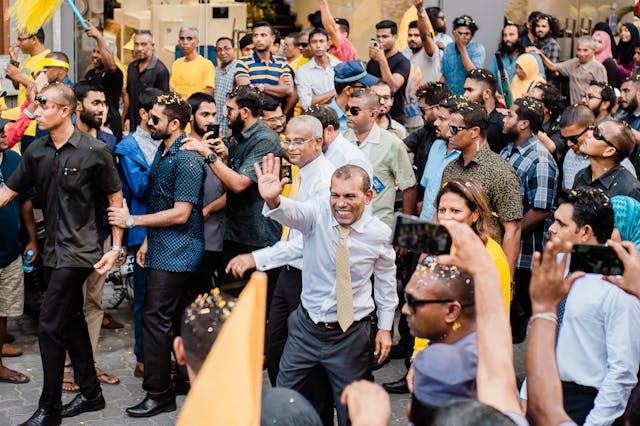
[383, 376, 409, 394]
[125, 395, 176, 417]
[389, 344, 411, 360]
[61, 392, 105, 417]
[173, 378, 190, 396]
[18, 408, 61, 426]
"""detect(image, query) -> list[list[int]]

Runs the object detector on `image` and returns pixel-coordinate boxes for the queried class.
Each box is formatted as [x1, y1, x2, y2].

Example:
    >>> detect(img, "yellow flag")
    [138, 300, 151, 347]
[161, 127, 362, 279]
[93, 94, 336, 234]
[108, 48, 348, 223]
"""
[177, 272, 267, 426]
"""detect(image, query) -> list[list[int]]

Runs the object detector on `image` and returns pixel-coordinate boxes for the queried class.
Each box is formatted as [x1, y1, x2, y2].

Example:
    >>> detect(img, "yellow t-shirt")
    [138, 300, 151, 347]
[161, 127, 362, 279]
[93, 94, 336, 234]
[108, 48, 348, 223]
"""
[2, 49, 50, 137]
[170, 55, 215, 99]
[412, 237, 511, 354]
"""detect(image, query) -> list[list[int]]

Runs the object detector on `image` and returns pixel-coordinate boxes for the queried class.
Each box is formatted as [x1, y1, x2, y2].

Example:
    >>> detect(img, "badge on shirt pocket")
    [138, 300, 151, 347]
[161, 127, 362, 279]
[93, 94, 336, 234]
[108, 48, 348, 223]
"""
[372, 176, 385, 193]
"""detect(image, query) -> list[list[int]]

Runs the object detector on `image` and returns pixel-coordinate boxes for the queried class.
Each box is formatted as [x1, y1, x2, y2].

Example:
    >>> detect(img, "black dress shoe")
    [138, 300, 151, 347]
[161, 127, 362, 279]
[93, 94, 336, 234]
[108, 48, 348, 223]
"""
[383, 376, 409, 394]
[18, 408, 61, 426]
[61, 392, 105, 417]
[126, 394, 176, 417]
[389, 344, 411, 360]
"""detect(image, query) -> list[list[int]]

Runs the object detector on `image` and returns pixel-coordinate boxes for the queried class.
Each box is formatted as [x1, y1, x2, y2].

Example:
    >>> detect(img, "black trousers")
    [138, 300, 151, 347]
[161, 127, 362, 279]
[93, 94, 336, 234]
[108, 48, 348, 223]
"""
[265, 267, 334, 425]
[39, 267, 101, 410]
[562, 381, 598, 425]
[142, 269, 191, 398]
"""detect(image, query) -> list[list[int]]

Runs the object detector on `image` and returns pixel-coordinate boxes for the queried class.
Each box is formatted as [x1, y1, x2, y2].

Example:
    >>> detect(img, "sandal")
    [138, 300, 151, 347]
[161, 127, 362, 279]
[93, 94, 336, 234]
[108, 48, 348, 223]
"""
[2, 343, 23, 357]
[95, 367, 120, 385]
[0, 369, 30, 384]
[62, 372, 79, 392]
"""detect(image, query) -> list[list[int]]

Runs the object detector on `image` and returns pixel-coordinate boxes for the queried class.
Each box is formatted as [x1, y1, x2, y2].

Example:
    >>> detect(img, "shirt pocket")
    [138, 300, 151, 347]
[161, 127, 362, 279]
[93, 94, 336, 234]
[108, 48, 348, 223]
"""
[59, 165, 88, 192]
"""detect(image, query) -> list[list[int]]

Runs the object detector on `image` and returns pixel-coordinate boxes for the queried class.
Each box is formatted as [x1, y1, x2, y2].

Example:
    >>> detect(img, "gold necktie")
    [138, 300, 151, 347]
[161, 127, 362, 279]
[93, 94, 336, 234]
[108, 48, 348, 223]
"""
[280, 172, 301, 241]
[336, 225, 354, 332]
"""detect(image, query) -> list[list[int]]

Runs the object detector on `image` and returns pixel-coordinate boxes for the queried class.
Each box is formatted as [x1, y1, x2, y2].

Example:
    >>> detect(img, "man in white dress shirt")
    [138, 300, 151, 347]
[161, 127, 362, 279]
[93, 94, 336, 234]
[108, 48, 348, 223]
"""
[256, 155, 397, 426]
[547, 187, 640, 425]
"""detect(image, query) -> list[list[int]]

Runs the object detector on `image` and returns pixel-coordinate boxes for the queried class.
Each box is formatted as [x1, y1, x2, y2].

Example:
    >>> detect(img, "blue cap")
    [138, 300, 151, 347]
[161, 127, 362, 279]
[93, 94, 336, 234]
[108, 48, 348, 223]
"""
[0, 117, 14, 131]
[334, 60, 379, 87]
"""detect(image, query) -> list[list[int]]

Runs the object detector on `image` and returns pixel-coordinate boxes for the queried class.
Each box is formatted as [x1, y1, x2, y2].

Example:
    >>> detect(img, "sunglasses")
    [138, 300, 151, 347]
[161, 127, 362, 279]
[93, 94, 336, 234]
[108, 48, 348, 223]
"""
[404, 292, 454, 315]
[35, 94, 65, 109]
[149, 114, 161, 125]
[565, 126, 590, 144]
[345, 105, 371, 116]
[590, 125, 619, 153]
[448, 123, 473, 136]
[298, 42, 309, 48]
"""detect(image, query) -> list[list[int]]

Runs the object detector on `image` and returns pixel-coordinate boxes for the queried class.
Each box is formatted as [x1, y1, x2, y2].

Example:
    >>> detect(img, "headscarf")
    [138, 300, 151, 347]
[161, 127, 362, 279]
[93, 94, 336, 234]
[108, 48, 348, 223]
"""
[510, 53, 546, 100]
[611, 195, 640, 247]
[617, 23, 640, 67]
[593, 30, 613, 63]
[592, 22, 618, 57]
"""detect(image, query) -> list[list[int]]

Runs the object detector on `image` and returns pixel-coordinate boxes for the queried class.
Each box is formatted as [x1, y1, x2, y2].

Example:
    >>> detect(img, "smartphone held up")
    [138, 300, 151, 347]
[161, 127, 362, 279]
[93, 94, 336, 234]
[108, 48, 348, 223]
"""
[391, 213, 452, 255]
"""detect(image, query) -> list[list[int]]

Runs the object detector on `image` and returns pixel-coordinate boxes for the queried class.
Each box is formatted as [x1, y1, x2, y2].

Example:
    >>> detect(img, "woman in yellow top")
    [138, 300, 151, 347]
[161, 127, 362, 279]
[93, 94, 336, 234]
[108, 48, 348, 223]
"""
[413, 177, 510, 353]
[510, 53, 546, 101]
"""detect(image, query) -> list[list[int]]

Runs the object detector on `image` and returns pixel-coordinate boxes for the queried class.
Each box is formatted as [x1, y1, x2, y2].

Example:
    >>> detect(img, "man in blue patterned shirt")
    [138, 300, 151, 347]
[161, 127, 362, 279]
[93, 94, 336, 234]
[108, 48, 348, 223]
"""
[501, 96, 558, 325]
[108, 92, 206, 418]
[440, 15, 485, 95]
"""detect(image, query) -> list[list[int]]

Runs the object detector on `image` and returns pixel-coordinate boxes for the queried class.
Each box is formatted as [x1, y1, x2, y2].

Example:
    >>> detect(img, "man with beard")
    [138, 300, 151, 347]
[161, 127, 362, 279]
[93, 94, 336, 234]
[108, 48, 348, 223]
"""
[235, 21, 294, 101]
[441, 15, 485, 95]
[124, 30, 170, 132]
[582, 81, 616, 124]
[490, 22, 545, 82]
[367, 20, 411, 124]
[261, 95, 287, 135]
[214, 37, 237, 137]
[426, 7, 453, 54]
[85, 23, 124, 140]
[500, 96, 557, 328]
[371, 80, 406, 139]
[295, 28, 340, 111]
[108, 92, 206, 417]
[403, 0, 440, 84]
[531, 14, 561, 65]
[615, 77, 640, 130]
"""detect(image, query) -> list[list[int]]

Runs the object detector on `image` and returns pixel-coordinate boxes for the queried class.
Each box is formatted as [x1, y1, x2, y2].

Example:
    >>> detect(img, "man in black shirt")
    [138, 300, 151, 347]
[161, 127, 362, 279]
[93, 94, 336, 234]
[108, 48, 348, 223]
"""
[573, 120, 640, 200]
[367, 20, 411, 124]
[0, 83, 124, 426]
[84, 23, 124, 140]
[124, 30, 170, 132]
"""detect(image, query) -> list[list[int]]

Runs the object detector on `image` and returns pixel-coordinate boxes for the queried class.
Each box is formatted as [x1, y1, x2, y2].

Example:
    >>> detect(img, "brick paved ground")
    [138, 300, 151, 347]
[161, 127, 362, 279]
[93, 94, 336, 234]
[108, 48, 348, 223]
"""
[0, 285, 526, 426]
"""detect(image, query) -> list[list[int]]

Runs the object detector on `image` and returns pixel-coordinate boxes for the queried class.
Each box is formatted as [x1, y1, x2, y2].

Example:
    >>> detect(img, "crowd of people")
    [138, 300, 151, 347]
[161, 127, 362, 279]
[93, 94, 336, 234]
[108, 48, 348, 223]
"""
[2, 0, 640, 425]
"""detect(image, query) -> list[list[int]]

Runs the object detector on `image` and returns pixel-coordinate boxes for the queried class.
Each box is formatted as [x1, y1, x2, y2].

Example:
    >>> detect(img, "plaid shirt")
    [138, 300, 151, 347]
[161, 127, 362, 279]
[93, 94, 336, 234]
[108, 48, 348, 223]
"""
[501, 136, 558, 269]
[215, 60, 237, 137]
[536, 37, 561, 63]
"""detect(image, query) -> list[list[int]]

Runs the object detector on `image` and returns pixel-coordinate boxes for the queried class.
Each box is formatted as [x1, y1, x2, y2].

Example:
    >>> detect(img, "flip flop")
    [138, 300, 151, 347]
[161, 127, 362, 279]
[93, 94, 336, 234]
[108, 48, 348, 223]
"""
[0, 370, 30, 384]
[96, 368, 120, 385]
[2, 343, 23, 357]
[62, 379, 80, 392]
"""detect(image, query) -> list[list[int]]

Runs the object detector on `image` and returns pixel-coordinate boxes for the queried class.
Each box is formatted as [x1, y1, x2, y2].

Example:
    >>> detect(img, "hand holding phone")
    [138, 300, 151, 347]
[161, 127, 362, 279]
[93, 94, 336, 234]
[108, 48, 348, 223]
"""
[34, 72, 48, 92]
[205, 124, 220, 140]
[369, 38, 381, 49]
[391, 213, 452, 255]
[569, 244, 624, 275]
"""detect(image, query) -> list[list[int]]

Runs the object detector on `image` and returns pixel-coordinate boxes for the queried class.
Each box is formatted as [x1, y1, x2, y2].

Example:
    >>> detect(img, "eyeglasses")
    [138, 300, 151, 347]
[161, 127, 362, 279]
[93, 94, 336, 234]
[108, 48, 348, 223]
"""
[264, 115, 286, 124]
[225, 105, 238, 116]
[34, 94, 65, 109]
[582, 93, 602, 101]
[448, 123, 473, 135]
[419, 104, 437, 113]
[589, 124, 619, 153]
[282, 137, 313, 147]
[149, 114, 161, 125]
[345, 105, 372, 116]
[404, 293, 454, 315]
[298, 42, 309, 48]
[565, 126, 590, 144]
[16, 36, 31, 42]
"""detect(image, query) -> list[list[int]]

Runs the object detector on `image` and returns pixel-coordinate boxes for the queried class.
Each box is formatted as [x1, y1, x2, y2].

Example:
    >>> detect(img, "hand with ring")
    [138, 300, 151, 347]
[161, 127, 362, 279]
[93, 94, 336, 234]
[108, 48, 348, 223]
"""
[225, 253, 257, 278]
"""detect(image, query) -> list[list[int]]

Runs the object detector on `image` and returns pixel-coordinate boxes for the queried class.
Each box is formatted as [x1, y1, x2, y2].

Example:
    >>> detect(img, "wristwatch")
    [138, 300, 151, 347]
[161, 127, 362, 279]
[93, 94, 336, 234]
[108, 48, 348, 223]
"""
[205, 151, 218, 164]
[110, 245, 124, 257]
[125, 215, 135, 229]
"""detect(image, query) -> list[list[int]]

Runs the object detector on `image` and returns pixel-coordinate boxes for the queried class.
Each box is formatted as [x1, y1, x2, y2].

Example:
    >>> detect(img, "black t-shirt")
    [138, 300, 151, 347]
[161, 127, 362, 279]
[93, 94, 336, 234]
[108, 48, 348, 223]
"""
[366, 52, 411, 124]
[487, 108, 509, 154]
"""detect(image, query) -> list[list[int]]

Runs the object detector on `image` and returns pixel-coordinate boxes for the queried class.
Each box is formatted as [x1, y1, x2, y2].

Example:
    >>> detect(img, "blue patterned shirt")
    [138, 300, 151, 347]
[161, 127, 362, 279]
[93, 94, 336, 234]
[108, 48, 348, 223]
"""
[146, 134, 206, 272]
[441, 41, 486, 95]
[501, 136, 558, 269]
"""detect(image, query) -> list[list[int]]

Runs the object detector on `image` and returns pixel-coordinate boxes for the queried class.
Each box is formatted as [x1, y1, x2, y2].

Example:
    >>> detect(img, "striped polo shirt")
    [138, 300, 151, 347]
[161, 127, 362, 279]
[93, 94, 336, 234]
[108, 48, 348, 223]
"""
[235, 52, 291, 85]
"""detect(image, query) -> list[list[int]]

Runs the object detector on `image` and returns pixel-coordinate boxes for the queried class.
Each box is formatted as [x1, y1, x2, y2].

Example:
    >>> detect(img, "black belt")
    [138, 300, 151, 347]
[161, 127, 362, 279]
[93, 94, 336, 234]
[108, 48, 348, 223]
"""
[301, 306, 372, 330]
[284, 265, 300, 272]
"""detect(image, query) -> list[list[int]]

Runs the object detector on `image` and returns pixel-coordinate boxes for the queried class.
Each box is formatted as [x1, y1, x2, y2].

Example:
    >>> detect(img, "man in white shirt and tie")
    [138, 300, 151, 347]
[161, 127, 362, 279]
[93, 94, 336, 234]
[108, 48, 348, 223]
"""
[256, 155, 398, 426]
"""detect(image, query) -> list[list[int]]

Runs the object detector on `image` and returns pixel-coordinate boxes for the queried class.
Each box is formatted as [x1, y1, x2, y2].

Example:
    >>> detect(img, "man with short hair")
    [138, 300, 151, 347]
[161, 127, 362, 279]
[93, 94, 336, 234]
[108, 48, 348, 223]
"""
[532, 36, 607, 105]
[572, 120, 640, 201]
[295, 28, 340, 111]
[170, 26, 215, 98]
[441, 15, 485, 95]
[490, 22, 545, 82]
[463, 68, 509, 153]
[343, 88, 416, 227]
[441, 100, 522, 278]
[108, 92, 206, 418]
[40, 52, 72, 86]
[371, 80, 406, 139]
[283, 32, 305, 72]
[500, 96, 558, 325]
[582, 81, 616, 124]
[261, 95, 286, 135]
[367, 20, 411, 124]
[258, 158, 398, 426]
[546, 188, 640, 425]
[404, 0, 441, 84]
[214, 37, 237, 138]
[85, 23, 125, 140]
[614, 77, 640, 130]
[1, 82, 124, 426]
[330, 60, 379, 131]
[318, 0, 357, 61]
[235, 21, 294, 100]
[125, 30, 170, 131]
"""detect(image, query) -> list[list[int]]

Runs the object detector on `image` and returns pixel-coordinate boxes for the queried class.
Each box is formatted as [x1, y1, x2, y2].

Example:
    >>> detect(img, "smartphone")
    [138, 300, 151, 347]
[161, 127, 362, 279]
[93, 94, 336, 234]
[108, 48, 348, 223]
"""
[9, 60, 20, 68]
[205, 124, 220, 139]
[569, 244, 624, 275]
[369, 38, 381, 49]
[34, 72, 48, 92]
[391, 213, 452, 255]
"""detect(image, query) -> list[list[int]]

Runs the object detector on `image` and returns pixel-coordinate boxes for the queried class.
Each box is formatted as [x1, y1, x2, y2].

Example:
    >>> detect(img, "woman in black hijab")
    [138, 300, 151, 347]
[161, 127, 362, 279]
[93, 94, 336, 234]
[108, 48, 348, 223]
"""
[616, 23, 640, 81]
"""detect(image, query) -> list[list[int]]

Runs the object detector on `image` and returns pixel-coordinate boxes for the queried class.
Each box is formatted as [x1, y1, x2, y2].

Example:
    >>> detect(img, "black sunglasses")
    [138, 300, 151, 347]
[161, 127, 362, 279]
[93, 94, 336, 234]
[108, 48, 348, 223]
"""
[590, 124, 619, 153]
[298, 42, 309, 48]
[150, 114, 161, 125]
[448, 123, 473, 136]
[565, 126, 590, 144]
[404, 292, 454, 314]
[345, 105, 371, 116]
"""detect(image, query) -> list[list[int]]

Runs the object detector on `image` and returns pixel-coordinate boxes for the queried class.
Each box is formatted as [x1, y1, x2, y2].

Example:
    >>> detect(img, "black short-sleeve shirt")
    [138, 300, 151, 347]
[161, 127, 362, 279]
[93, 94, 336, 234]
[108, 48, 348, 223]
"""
[6, 129, 122, 268]
[126, 55, 170, 130]
[572, 164, 640, 201]
[366, 52, 411, 124]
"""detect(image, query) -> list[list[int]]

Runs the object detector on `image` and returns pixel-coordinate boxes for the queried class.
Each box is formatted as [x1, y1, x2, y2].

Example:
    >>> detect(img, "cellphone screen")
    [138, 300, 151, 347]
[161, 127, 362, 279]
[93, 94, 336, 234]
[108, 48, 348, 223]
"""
[391, 213, 452, 255]
[205, 124, 220, 139]
[569, 244, 624, 275]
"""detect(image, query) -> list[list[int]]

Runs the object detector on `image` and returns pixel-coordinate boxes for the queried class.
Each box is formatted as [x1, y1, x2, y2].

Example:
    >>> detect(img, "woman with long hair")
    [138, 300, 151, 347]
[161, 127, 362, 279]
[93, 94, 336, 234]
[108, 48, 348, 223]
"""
[616, 23, 640, 81]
